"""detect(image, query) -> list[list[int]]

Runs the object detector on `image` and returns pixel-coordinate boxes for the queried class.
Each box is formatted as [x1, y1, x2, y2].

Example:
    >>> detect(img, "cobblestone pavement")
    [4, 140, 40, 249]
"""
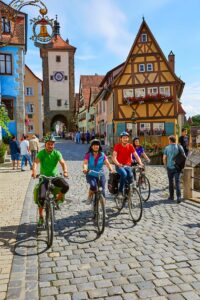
[3, 140, 200, 300]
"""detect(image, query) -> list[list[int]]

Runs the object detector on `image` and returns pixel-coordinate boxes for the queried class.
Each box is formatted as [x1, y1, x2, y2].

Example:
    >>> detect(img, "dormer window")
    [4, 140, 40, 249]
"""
[141, 33, 147, 43]
[1, 17, 11, 33]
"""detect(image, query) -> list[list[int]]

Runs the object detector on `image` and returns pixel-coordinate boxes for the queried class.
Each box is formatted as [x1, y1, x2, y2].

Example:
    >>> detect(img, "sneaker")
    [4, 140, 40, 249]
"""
[177, 197, 181, 204]
[21, 169, 25, 172]
[37, 216, 44, 226]
[85, 196, 92, 205]
[167, 196, 174, 201]
[116, 192, 124, 200]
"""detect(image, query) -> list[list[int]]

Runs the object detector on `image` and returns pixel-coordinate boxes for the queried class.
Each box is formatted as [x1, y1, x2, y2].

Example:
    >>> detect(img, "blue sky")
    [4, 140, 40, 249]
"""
[8, 0, 200, 116]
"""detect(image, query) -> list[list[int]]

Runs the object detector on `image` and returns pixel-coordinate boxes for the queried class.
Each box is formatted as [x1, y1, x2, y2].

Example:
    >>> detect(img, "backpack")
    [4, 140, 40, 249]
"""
[174, 145, 186, 171]
[108, 172, 120, 194]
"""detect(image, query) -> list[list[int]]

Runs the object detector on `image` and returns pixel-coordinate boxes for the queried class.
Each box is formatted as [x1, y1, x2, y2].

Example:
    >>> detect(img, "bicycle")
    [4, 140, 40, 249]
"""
[36, 174, 64, 247]
[114, 167, 143, 223]
[132, 163, 151, 202]
[87, 170, 106, 235]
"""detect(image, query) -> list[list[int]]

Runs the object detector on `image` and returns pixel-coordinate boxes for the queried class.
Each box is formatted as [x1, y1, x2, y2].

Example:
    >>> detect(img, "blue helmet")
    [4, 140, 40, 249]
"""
[120, 131, 129, 137]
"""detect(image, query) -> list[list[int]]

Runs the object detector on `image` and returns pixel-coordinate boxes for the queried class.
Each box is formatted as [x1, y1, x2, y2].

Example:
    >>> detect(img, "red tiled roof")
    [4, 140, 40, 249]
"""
[80, 75, 104, 108]
[50, 35, 76, 51]
[178, 102, 186, 115]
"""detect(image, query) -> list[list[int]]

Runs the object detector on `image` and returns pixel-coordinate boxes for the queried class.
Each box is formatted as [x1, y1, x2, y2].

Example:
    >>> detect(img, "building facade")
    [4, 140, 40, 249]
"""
[98, 19, 185, 146]
[40, 19, 76, 134]
[24, 65, 43, 139]
[0, 0, 27, 138]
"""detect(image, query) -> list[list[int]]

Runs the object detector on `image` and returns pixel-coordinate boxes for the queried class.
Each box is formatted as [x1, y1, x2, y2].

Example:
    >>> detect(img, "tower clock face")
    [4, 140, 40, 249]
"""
[54, 72, 64, 81]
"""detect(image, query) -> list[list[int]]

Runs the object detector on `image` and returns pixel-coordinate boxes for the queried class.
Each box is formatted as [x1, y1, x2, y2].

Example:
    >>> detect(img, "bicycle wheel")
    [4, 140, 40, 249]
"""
[96, 193, 105, 235]
[128, 186, 143, 223]
[138, 174, 151, 202]
[45, 201, 54, 247]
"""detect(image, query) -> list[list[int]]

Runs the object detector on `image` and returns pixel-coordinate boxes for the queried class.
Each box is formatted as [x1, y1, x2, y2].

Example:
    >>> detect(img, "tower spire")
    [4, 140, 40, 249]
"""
[54, 15, 60, 37]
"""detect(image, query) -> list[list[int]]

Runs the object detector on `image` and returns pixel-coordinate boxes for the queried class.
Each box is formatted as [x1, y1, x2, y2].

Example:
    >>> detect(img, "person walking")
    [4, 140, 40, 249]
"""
[86, 130, 91, 144]
[29, 134, 40, 162]
[20, 135, 32, 171]
[179, 128, 189, 156]
[9, 135, 20, 170]
[163, 135, 186, 203]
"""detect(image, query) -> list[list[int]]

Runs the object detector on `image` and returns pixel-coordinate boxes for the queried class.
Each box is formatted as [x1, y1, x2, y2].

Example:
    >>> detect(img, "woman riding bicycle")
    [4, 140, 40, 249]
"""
[83, 139, 114, 204]
[132, 137, 150, 164]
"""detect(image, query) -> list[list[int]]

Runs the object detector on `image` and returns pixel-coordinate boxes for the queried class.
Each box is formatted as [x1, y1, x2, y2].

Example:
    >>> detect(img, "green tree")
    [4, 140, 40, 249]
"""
[192, 115, 200, 126]
[0, 106, 10, 136]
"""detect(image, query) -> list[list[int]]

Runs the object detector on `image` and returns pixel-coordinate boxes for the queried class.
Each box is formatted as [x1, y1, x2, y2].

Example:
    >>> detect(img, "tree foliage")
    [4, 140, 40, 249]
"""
[192, 115, 200, 126]
[0, 106, 10, 136]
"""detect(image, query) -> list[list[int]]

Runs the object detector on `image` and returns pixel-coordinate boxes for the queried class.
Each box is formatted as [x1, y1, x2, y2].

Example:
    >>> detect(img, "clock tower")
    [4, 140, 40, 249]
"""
[40, 17, 76, 134]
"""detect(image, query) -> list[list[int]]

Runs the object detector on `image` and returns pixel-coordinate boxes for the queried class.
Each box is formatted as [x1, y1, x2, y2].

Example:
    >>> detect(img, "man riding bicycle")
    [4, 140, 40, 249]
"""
[32, 135, 69, 226]
[112, 132, 143, 199]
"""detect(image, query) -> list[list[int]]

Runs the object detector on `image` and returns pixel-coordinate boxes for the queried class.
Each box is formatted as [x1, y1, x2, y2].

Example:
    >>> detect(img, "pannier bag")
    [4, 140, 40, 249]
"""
[108, 172, 120, 194]
[33, 183, 64, 207]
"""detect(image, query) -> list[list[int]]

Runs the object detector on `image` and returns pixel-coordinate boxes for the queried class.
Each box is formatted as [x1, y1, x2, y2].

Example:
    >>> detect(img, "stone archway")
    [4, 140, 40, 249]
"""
[50, 114, 68, 136]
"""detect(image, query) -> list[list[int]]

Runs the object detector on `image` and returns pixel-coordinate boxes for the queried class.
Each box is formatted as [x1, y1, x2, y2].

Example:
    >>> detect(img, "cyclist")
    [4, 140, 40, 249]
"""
[32, 135, 69, 226]
[132, 137, 150, 164]
[83, 139, 114, 204]
[112, 131, 143, 199]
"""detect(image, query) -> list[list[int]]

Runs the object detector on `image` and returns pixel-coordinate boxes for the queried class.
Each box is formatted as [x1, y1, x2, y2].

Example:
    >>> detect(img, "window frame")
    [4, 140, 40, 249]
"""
[139, 64, 145, 72]
[57, 99, 62, 107]
[25, 87, 34, 96]
[1, 17, 11, 33]
[141, 33, 147, 43]
[147, 63, 153, 72]
[0, 53, 12, 75]
[27, 124, 34, 133]
[1, 98, 14, 120]
[159, 86, 170, 96]
[56, 55, 61, 62]
[135, 88, 146, 98]
[25, 103, 34, 114]
[147, 87, 158, 95]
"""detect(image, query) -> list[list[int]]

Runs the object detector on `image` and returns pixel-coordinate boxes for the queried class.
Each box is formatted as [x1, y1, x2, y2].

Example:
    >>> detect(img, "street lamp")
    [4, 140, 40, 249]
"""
[131, 110, 137, 138]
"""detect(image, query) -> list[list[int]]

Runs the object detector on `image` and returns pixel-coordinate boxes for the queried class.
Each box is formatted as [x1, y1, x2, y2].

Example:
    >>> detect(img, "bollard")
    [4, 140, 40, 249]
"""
[183, 167, 193, 199]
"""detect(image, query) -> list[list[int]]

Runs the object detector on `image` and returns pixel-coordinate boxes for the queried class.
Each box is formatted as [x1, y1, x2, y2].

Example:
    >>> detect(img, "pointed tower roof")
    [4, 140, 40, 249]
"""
[49, 15, 76, 51]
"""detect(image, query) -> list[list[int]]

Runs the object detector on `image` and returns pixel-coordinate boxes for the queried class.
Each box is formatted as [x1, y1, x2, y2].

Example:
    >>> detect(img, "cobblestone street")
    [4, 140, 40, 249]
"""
[1, 140, 200, 300]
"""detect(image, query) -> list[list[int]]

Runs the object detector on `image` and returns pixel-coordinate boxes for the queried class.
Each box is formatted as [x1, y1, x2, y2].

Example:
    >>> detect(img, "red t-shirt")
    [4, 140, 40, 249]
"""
[114, 143, 135, 166]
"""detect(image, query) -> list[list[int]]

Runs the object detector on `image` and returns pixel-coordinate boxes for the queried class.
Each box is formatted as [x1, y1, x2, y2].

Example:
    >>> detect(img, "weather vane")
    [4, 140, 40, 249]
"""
[0, 0, 55, 47]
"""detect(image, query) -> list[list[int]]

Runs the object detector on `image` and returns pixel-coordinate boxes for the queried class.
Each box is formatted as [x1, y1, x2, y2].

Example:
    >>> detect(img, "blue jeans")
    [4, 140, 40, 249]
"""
[116, 166, 133, 193]
[21, 154, 32, 170]
[86, 174, 106, 197]
[167, 168, 181, 199]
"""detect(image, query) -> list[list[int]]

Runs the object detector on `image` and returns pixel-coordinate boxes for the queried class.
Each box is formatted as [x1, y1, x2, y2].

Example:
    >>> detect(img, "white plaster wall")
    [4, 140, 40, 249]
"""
[48, 51, 69, 111]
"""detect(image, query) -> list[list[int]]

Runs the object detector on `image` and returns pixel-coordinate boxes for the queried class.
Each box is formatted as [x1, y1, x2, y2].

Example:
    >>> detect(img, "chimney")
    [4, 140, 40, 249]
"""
[168, 50, 175, 72]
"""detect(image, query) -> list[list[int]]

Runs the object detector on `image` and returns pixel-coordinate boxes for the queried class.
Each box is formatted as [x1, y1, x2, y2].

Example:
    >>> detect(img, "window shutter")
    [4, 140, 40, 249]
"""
[116, 123, 126, 136]
[165, 122, 174, 136]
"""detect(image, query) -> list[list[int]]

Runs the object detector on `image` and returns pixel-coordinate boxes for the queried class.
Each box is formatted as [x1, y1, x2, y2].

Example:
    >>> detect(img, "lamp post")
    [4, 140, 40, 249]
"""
[131, 110, 137, 139]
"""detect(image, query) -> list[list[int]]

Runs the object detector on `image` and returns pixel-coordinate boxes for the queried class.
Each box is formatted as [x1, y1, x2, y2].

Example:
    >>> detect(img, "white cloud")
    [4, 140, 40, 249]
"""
[181, 82, 200, 116]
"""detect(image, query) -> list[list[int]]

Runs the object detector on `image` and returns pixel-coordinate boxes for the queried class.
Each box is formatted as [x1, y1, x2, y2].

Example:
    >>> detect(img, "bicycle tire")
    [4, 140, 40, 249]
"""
[128, 186, 143, 223]
[96, 193, 106, 235]
[138, 174, 151, 202]
[45, 201, 54, 247]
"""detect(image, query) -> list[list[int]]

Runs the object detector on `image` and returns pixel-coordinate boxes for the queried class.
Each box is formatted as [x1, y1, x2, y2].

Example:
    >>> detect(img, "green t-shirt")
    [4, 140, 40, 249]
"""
[37, 149, 62, 176]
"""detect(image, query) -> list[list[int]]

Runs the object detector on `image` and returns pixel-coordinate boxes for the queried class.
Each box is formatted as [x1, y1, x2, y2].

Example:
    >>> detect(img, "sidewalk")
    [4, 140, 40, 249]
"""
[0, 167, 32, 300]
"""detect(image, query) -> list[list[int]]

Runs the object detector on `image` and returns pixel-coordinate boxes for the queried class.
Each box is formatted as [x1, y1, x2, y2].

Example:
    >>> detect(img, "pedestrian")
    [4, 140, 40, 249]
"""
[163, 135, 186, 203]
[86, 130, 90, 144]
[91, 129, 95, 140]
[9, 135, 20, 170]
[29, 134, 40, 162]
[179, 128, 189, 156]
[20, 135, 33, 171]
[75, 131, 81, 144]
[81, 131, 86, 144]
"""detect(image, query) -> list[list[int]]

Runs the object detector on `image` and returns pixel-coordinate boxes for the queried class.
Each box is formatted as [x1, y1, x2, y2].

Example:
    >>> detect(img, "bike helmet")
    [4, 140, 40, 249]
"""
[90, 139, 101, 146]
[120, 131, 129, 137]
[44, 135, 56, 143]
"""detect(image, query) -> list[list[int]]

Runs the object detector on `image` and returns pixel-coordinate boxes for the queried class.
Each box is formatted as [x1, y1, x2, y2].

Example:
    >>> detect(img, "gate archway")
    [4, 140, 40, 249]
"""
[50, 114, 68, 136]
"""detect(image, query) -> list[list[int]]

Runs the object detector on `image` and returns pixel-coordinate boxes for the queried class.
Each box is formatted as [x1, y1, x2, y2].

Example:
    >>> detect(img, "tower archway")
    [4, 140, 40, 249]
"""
[50, 114, 68, 135]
